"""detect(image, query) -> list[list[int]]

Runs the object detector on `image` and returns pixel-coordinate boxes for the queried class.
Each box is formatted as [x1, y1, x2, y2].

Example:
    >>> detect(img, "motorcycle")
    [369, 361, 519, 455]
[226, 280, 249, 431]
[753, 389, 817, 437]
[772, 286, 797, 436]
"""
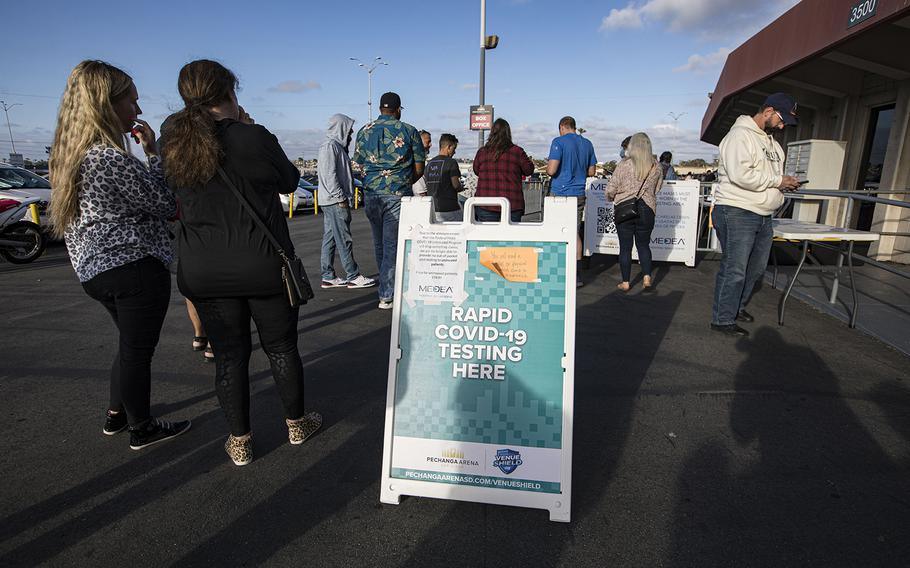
[0, 191, 47, 264]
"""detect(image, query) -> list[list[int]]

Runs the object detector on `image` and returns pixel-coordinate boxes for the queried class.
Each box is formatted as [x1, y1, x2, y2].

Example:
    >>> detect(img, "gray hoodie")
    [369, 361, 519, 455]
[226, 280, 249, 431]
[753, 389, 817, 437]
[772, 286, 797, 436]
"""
[317, 114, 356, 206]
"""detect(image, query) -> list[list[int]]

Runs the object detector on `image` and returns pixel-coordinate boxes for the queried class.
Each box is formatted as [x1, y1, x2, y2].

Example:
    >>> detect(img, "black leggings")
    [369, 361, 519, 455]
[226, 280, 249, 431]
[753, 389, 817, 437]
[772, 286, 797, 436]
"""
[616, 202, 655, 282]
[82, 257, 171, 428]
[192, 294, 305, 436]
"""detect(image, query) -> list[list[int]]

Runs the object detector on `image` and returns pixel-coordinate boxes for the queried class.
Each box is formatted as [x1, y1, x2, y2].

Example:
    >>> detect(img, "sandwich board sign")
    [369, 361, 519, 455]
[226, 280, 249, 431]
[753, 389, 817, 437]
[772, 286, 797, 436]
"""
[583, 178, 700, 267]
[380, 196, 577, 522]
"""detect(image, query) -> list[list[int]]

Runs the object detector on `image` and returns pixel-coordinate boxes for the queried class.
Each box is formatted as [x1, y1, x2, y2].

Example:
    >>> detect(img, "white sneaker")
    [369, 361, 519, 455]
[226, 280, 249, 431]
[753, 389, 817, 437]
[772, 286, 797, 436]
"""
[321, 277, 347, 288]
[378, 299, 393, 310]
[347, 275, 377, 289]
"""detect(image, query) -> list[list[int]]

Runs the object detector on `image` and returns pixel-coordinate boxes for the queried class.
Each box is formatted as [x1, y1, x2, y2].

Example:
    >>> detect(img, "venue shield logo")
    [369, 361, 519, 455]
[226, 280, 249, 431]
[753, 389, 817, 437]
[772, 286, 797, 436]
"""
[492, 449, 523, 475]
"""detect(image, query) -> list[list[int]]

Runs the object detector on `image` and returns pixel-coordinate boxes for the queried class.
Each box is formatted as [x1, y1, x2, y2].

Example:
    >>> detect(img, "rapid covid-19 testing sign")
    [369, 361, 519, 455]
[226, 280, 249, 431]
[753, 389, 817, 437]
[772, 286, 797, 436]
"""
[380, 197, 577, 522]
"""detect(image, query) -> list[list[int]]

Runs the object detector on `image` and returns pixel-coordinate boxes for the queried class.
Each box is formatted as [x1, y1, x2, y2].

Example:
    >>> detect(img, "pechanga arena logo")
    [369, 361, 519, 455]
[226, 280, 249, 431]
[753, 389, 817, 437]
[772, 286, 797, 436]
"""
[493, 449, 523, 475]
[427, 448, 480, 467]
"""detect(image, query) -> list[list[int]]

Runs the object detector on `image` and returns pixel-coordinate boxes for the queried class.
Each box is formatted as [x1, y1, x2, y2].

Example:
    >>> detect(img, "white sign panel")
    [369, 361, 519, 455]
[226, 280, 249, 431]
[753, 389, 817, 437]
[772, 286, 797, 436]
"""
[583, 179, 699, 267]
[381, 196, 577, 522]
[404, 227, 468, 306]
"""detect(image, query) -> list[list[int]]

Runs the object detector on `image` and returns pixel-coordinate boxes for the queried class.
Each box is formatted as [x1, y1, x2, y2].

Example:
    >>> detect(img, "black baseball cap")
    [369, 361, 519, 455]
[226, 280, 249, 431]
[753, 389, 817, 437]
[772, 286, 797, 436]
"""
[380, 92, 402, 110]
[764, 93, 798, 126]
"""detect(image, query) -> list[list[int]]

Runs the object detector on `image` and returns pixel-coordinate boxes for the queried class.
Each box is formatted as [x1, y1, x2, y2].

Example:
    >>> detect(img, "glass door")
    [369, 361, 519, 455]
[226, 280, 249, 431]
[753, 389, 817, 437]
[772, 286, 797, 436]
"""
[855, 104, 895, 231]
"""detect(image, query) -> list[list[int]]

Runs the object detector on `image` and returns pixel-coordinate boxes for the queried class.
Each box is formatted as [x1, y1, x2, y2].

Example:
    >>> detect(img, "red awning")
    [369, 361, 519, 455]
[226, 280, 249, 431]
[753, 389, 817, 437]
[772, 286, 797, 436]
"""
[701, 0, 910, 145]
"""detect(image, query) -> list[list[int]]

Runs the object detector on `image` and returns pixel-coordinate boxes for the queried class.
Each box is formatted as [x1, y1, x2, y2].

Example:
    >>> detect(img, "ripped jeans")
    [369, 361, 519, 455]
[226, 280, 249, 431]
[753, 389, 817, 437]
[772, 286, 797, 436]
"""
[192, 294, 305, 436]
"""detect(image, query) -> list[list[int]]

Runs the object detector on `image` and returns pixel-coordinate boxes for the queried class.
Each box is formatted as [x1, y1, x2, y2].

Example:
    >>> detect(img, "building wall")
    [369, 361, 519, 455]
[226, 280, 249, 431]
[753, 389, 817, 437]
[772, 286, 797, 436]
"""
[796, 75, 910, 263]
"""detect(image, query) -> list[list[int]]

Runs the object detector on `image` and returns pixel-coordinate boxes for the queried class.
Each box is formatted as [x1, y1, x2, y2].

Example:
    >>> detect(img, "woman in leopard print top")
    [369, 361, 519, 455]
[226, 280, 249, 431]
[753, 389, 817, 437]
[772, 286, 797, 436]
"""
[49, 61, 191, 450]
[64, 145, 175, 282]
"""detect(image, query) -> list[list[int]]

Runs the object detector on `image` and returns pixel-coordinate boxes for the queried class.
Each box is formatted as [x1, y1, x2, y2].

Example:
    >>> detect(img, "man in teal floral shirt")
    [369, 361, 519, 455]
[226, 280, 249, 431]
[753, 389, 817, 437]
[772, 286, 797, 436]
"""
[353, 92, 425, 309]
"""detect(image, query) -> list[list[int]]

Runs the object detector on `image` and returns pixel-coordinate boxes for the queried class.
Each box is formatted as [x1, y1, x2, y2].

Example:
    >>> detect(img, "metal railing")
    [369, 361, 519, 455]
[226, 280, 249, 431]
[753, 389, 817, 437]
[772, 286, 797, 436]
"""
[700, 184, 910, 309]
[784, 189, 910, 303]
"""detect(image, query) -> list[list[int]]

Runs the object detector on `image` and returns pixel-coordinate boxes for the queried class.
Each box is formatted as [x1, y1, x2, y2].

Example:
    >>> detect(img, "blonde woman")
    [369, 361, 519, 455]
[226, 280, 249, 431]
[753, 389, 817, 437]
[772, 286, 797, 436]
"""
[50, 60, 191, 449]
[606, 132, 664, 291]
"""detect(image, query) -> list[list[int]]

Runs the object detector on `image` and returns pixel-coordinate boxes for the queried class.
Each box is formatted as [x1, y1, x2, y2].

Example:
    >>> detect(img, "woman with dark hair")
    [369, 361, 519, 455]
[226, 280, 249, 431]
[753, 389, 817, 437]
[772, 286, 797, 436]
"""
[162, 59, 321, 466]
[472, 118, 534, 222]
[50, 60, 191, 450]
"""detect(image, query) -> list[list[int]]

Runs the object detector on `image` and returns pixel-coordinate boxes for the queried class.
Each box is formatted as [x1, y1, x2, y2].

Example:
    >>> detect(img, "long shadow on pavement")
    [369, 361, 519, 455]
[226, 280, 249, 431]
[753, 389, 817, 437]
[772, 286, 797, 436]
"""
[167, 323, 392, 566]
[0, 300, 386, 562]
[398, 287, 685, 566]
[667, 327, 910, 566]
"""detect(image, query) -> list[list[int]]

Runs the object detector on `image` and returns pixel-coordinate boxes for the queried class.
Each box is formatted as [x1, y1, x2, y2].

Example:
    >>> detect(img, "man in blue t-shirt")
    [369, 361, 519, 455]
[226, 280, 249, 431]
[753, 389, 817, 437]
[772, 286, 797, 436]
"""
[546, 116, 596, 285]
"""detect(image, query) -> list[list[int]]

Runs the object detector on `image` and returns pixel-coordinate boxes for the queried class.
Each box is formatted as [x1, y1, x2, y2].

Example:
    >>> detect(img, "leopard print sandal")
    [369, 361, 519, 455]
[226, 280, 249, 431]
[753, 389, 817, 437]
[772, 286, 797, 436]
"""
[225, 434, 253, 466]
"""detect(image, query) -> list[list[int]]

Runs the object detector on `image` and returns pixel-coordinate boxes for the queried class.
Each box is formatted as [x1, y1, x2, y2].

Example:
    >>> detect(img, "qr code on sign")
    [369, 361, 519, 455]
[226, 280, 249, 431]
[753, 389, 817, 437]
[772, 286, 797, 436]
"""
[596, 206, 616, 234]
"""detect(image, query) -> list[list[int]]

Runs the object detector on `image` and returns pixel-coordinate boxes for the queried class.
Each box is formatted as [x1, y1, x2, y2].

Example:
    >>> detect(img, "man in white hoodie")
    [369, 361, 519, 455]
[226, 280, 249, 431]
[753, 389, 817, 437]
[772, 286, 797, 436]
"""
[317, 113, 376, 289]
[711, 93, 801, 337]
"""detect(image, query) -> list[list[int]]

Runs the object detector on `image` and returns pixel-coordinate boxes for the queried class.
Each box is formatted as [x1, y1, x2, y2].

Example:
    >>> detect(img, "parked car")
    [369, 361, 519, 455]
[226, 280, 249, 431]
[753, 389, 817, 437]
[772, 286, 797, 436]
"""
[279, 179, 316, 212]
[0, 163, 52, 224]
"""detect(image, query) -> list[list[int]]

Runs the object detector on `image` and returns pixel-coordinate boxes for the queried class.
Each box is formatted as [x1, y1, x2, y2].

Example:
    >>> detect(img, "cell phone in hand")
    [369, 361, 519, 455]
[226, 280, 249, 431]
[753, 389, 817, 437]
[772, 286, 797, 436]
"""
[797, 179, 809, 185]
[130, 122, 142, 144]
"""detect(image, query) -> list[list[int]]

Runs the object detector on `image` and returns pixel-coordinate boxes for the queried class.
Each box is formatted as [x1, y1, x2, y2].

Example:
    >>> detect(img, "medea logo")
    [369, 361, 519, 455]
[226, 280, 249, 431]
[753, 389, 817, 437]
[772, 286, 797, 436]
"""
[418, 285, 454, 293]
[652, 237, 685, 246]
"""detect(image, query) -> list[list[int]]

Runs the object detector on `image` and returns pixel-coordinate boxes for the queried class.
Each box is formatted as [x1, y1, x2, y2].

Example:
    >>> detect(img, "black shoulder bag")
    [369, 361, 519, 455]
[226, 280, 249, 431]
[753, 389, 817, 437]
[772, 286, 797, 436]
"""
[217, 166, 314, 307]
[613, 164, 654, 225]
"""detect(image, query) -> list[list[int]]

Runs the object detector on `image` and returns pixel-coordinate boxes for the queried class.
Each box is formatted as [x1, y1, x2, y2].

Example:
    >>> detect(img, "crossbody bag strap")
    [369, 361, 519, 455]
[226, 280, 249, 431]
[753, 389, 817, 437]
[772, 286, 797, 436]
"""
[633, 164, 654, 200]
[216, 165, 290, 261]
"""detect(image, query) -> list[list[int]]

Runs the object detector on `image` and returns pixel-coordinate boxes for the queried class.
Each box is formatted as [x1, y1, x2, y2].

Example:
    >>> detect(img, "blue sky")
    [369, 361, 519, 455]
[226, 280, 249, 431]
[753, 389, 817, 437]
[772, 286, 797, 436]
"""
[1, 0, 799, 162]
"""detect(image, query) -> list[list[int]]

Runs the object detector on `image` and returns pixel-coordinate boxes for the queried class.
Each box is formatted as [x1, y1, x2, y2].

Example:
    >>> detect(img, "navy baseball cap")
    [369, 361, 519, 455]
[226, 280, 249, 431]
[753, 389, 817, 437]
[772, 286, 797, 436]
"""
[764, 93, 798, 126]
[380, 92, 402, 110]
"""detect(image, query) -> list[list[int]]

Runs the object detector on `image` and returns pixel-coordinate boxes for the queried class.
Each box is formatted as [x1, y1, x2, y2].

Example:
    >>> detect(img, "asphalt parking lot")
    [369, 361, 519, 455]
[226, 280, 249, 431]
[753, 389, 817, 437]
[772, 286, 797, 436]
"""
[2, 209, 909, 567]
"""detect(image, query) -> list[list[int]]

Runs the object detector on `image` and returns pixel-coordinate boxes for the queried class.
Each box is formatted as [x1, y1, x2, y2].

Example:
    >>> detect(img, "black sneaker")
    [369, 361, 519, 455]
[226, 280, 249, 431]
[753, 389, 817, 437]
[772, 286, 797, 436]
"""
[103, 410, 128, 436]
[736, 310, 755, 323]
[710, 323, 750, 337]
[129, 417, 192, 450]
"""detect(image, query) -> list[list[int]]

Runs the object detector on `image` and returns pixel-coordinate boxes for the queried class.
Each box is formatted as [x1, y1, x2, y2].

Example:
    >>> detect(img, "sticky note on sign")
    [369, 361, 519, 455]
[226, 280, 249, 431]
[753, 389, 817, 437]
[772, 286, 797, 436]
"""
[479, 247, 539, 283]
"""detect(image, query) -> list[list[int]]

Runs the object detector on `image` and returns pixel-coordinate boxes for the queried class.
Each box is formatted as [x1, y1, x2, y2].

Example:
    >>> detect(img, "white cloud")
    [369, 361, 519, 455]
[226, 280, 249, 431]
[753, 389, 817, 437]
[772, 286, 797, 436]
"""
[264, 117, 718, 165]
[599, 0, 800, 41]
[269, 127, 324, 159]
[460, 83, 479, 91]
[599, 4, 643, 31]
[268, 80, 321, 94]
[673, 46, 731, 73]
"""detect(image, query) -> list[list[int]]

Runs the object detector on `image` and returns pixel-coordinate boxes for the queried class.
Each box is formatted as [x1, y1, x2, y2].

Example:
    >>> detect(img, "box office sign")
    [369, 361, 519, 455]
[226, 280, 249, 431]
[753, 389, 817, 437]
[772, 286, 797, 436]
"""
[380, 196, 577, 522]
[469, 105, 494, 131]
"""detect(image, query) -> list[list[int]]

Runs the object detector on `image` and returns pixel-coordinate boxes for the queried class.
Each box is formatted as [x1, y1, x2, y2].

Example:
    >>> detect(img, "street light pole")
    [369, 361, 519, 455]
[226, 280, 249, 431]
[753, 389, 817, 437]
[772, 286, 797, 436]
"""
[478, 0, 486, 149]
[1, 100, 22, 155]
[350, 57, 388, 123]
